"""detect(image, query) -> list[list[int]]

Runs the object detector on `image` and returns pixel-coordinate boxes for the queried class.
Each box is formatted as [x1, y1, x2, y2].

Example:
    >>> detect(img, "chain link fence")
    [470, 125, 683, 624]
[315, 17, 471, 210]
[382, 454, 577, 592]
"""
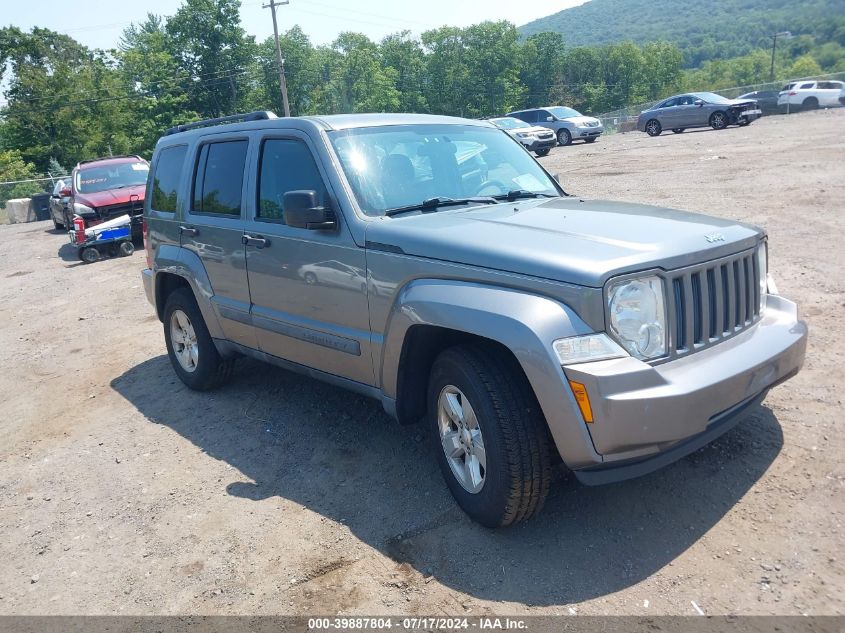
[595, 70, 845, 135]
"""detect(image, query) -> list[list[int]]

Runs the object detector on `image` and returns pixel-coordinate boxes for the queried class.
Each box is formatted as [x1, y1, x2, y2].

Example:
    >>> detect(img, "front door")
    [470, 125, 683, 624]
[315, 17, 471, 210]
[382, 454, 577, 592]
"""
[242, 132, 373, 386]
[180, 136, 256, 349]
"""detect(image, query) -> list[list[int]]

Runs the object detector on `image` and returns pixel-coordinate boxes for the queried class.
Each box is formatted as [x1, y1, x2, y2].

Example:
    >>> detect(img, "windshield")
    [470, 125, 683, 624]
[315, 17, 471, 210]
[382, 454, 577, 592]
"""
[328, 124, 559, 216]
[75, 162, 149, 194]
[490, 117, 531, 130]
[547, 106, 582, 119]
[693, 92, 732, 105]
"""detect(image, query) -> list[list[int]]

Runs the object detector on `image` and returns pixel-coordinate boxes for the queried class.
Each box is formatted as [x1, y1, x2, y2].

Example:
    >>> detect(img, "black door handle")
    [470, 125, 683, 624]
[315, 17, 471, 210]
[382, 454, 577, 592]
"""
[242, 234, 269, 248]
[179, 226, 198, 237]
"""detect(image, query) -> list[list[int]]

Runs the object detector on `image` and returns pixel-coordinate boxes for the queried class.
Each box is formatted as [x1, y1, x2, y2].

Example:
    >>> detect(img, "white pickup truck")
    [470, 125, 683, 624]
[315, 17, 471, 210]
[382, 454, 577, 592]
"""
[778, 79, 845, 110]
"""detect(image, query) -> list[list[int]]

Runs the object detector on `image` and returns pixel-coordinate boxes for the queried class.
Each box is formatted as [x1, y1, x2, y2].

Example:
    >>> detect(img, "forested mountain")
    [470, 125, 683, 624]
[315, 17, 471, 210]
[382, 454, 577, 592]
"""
[519, 0, 845, 67]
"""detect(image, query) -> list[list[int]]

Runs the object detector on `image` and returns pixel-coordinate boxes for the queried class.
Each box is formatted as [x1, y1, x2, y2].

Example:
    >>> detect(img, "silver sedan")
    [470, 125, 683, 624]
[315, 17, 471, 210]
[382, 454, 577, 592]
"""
[637, 92, 762, 136]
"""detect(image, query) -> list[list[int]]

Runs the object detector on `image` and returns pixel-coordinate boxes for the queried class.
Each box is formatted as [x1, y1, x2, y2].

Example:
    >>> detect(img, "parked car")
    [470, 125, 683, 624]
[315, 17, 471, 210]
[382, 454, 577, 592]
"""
[49, 178, 72, 230]
[777, 80, 845, 110]
[69, 155, 149, 243]
[487, 116, 557, 156]
[737, 90, 780, 116]
[507, 106, 603, 146]
[637, 92, 761, 136]
[142, 111, 807, 528]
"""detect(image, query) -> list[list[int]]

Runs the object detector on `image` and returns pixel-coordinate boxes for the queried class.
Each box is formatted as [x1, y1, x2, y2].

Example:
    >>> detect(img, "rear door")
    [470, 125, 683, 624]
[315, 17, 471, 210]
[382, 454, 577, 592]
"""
[179, 135, 257, 349]
[242, 131, 374, 385]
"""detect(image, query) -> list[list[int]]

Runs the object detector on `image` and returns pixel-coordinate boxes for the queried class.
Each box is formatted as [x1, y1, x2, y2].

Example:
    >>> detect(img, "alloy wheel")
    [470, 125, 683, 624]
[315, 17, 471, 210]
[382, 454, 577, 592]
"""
[437, 385, 486, 494]
[170, 309, 199, 373]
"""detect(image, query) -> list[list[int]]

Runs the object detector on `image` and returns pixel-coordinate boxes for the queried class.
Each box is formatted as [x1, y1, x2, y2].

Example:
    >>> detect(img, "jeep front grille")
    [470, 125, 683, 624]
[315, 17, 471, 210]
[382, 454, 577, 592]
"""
[667, 248, 760, 357]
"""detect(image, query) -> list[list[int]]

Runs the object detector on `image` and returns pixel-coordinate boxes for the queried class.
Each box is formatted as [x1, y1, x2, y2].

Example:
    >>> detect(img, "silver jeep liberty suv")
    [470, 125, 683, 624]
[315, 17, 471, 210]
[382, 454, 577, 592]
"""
[142, 111, 807, 527]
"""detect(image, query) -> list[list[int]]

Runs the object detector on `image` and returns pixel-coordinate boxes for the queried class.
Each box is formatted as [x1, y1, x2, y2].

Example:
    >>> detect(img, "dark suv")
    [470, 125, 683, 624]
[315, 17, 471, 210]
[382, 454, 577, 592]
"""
[69, 155, 149, 243]
[142, 111, 806, 527]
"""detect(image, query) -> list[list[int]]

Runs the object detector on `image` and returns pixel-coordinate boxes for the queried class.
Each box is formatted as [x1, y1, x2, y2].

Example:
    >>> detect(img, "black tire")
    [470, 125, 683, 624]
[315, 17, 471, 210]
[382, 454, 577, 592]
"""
[672, 128, 685, 134]
[709, 111, 728, 130]
[80, 247, 99, 263]
[584, 137, 597, 143]
[119, 241, 135, 256]
[427, 344, 552, 527]
[163, 287, 234, 391]
[645, 119, 662, 136]
[534, 148, 550, 157]
[556, 129, 572, 146]
[802, 97, 819, 110]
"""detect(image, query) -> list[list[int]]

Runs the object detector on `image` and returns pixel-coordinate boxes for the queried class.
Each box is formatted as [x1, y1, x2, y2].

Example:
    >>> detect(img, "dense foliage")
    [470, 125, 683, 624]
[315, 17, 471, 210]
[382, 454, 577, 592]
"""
[520, 0, 845, 68]
[1, 0, 842, 174]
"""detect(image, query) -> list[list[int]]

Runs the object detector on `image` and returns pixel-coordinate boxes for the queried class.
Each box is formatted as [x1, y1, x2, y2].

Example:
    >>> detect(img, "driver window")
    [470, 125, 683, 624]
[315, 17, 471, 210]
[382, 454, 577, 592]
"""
[257, 139, 328, 223]
[661, 98, 678, 108]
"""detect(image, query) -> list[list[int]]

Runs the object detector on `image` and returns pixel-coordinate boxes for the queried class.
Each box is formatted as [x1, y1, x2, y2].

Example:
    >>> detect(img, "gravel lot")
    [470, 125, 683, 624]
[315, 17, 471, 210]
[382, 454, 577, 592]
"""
[1, 109, 843, 616]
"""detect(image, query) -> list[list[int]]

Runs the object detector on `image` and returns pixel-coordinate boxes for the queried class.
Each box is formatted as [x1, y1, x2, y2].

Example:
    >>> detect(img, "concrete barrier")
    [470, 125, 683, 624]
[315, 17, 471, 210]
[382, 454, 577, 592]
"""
[4, 198, 36, 224]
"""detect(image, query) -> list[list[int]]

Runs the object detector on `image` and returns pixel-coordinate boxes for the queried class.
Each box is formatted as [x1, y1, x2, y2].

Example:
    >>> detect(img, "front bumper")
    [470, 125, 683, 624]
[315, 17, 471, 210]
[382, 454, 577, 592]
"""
[523, 137, 557, 151]
[142, 268, 155, 308]
[574, 126, 603, 139]
[738, 108, 762, 122]
[563, 294, 807, 482]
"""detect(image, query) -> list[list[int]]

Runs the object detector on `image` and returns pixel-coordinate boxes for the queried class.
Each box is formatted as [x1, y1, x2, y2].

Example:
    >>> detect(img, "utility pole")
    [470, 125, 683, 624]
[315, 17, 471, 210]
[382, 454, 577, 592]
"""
[263, 0, 291, 117]
[770, 31, 792, 82]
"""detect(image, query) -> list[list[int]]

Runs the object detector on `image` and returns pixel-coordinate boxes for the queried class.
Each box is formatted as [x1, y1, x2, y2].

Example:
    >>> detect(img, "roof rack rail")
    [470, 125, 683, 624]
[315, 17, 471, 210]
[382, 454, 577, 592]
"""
[77, 154, 145, 165]
[164, 111, 278, 136]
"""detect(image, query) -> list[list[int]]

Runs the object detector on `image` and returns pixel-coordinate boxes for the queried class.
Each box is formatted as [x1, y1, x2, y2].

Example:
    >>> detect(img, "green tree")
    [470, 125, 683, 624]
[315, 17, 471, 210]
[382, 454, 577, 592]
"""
[380, 31, 428, 112]
[0, 149, 44, 205]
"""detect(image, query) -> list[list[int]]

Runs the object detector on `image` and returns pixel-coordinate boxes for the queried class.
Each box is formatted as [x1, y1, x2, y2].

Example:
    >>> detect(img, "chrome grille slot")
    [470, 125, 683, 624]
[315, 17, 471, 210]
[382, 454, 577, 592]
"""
[667, 248, 761, 358]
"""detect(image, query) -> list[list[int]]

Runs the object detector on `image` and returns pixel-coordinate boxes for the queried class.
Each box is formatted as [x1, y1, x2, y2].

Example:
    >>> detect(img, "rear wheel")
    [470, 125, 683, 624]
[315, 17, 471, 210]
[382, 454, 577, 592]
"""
[556, 129, 572, 146]
[119, 241, 135, 256]
[710, 111, 728, 130]
[645, 119, 662, 136]
[428, 344, 552, 527]
[672, 128, 685, 134]
[163, 288, 234, 391]
[802, 97, 819, 110]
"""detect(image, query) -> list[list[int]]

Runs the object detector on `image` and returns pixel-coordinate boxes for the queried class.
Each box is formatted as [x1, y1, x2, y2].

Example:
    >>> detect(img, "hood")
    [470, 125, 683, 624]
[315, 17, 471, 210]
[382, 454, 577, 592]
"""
[365, 198, 763, 288]
[561, 115, 599, 126]
[75, 184, 146, 208]
[508, 125, 554, 136]
[727, 98, 757, 107]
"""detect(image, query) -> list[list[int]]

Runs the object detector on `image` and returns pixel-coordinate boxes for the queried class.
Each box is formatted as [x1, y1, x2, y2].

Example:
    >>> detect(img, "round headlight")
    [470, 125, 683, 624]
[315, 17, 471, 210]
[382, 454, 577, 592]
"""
[607, 275, 667, 360]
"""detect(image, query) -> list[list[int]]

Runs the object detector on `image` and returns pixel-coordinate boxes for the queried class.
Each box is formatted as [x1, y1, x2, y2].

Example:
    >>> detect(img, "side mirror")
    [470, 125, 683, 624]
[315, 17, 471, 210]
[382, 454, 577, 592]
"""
[283, 190, 336, 230]
[545, 116, 554, 122]
[694, 99, 704, 106]
[60, 187, 72, 197]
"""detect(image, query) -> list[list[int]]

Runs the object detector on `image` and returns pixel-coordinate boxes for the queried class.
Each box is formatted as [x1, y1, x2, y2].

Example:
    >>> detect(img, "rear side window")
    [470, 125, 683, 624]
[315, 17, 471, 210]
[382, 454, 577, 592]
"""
[192, 140, 248, 215]
[799, 82, 815, 89]
[517, 111, 537, 123]
[257, 139, 328, 222]
[151, 145, 187, 213]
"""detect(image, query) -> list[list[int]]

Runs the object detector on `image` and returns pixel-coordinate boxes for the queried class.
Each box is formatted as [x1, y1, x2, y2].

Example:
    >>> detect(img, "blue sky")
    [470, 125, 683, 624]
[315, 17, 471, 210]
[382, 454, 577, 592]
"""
[5, 0, 585, 49]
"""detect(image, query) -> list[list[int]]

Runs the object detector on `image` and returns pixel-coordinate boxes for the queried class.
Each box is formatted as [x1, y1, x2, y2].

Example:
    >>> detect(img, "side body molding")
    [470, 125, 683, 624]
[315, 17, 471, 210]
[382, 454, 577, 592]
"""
[152, 244, 225, 340]
[378, 279, 603, 469]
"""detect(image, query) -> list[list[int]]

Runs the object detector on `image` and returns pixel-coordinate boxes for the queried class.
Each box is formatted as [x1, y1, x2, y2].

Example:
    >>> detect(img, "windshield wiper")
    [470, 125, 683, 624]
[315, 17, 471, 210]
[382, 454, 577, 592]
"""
[491, 189, 558, 202]
[384, 196, 497, 217]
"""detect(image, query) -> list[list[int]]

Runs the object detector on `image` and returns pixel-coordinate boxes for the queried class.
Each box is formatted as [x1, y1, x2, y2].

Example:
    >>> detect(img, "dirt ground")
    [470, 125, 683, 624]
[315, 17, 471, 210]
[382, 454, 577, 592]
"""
[1, 109, 843, 617]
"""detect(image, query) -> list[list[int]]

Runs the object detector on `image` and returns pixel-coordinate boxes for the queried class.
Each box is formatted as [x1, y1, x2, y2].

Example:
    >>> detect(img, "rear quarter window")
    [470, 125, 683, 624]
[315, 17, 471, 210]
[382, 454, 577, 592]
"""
[191, 140, 249, 216]
[150, 145, 188, 213]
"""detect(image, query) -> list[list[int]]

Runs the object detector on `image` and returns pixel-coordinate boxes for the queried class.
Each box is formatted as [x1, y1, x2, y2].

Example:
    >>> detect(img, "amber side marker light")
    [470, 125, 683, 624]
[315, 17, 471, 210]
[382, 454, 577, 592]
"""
[569, 380, 594, 423]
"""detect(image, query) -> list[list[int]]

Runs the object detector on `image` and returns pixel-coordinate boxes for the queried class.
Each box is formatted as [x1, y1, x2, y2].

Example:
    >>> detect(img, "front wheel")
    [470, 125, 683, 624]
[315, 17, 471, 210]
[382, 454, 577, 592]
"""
[556, 129, 572, 146]
[645, 119, 662, 136]
[710, 111, 728, 130]
[534, 148, 550, 157]
[584, 137, 597, 143]
[672, 128, 685, 134]
[428, 344, 552, 527]
[163, 288, 234, 391]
